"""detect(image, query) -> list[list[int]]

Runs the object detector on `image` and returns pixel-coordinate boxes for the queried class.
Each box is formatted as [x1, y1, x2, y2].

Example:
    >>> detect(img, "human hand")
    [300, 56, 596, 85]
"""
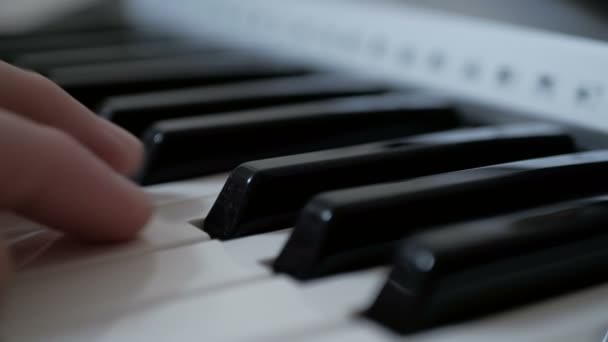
[0, 61, 153, 287]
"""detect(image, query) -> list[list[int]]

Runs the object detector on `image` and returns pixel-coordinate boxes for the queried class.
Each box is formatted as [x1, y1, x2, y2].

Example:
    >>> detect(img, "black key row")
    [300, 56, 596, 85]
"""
[137, 93, 462, 184]
[265, 150, 608, 332]
[204, 123, 575, 240]
[99, 74, 390, 137]
[368, 195, 608, 332]
[50, 55, 310, 109]
[274, 150, 608, 279]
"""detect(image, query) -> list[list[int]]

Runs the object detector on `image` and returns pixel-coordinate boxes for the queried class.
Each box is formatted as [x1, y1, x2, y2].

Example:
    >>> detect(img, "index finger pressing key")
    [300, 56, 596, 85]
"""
[0, 109, 153, 242]
[0, 61, 143, 176]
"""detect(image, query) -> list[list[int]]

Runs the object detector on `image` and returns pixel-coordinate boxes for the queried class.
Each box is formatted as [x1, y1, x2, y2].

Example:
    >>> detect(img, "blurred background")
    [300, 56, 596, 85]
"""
[4, 0, 608, 40]
[399, 0, 608, 41]
[0, 0, 118, 34]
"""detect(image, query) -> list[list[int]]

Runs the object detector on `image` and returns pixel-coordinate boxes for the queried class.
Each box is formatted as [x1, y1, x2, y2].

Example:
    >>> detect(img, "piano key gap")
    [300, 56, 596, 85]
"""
[188, 218, 204, 230]
[259, 257, 277, 269]
[382, 139, 415, 149]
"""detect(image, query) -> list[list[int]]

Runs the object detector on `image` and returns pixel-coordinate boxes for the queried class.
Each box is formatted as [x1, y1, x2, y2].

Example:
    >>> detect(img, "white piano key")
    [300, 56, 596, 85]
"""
[223, 229, 291, 266]
[154, 193, 217, 221]
[17, 196, 213, 274]
[225, 232, 386, 316]
[264, 321, 394, 342]
[2, 173, 222, 255]
[273, 281, 608, 342]
[6, 278, 330, 342]
[296, 268, 388, 317]
[1, 240, 270, 339]
[146, 173, 228, 205]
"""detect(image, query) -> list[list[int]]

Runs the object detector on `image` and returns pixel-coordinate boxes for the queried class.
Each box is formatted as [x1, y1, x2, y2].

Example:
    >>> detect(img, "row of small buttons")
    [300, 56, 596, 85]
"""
[208, 2, 605, 109]
[364, 39, 603, 106]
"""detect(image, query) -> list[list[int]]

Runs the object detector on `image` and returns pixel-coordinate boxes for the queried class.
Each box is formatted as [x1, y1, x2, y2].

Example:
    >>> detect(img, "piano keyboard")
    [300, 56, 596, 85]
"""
[3, 6, 608, 342]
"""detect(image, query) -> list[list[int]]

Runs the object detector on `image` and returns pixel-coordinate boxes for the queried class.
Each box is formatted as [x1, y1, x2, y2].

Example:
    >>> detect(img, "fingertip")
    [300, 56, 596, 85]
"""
[0, 114, 154, 244]
[0, 62, 146, 177]
[93, 179, 155, 242]
[115, 127, 145, 177]
[96, 118, 146, 177]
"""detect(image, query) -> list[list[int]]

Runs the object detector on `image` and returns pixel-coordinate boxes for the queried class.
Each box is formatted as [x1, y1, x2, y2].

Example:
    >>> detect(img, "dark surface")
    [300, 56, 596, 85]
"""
[367, 195, 608, 332]
[98, 74, 390, 137]
[399, 0, 608, 42]
[204, 123, 575, 240]
[137, 93, 463, 185]
[273, 150, 608, 279]
[49, 55, 310, 109]
[0, 29, 167, 61]
[15, 40, 223, 72]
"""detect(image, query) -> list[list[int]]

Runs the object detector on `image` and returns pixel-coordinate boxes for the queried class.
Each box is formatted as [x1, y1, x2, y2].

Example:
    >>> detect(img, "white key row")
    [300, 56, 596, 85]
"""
[5, 174, 228, 275]
[2, 175, 608, 341]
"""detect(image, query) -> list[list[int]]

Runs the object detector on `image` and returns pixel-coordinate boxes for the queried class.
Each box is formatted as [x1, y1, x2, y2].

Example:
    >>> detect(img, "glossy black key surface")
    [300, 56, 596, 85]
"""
[204, 124, 575, 240]
[367, 196, 608, 333]
[48, 55, 309, 108]
[15, 41, 221, 71]
[137, 94, 462, 185]
[99, 74, 389, 136]
[273, 150, 608, 279]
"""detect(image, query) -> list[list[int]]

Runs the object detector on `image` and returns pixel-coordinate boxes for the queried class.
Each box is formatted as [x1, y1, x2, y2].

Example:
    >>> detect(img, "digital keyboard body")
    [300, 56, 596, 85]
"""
[3, 1, 608, 341]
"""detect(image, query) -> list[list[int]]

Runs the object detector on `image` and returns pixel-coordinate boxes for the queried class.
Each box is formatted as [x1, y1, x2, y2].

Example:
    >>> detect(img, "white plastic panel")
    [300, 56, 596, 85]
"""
[126, 0, 608, 133]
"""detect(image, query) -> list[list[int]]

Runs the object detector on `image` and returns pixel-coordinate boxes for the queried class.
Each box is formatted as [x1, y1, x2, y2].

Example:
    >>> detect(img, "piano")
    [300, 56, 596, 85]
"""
[3, 0, 608, 340]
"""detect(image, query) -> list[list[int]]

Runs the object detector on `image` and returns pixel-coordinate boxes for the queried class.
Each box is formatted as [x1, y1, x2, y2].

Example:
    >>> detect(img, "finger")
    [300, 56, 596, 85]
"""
[0, 109, 152, 241]
[0, 61, 142, 176]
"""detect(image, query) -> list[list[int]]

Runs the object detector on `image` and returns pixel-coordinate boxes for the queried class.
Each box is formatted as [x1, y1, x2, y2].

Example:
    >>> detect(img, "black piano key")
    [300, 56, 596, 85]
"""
[204, 124, 576, 240]
[49, 55, 309, 108]
[366, 196, 608, 333]
[99, 74, 390, 136]
[137, 93, 463, 185]
[14, 40, 222, 71]
[273, 150, 608, 279]
[0, 29, 168, 61]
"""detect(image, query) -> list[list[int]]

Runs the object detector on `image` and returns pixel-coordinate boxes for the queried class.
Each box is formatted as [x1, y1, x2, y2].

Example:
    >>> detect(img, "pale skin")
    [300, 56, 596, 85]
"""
[0, 61, 153, 287]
